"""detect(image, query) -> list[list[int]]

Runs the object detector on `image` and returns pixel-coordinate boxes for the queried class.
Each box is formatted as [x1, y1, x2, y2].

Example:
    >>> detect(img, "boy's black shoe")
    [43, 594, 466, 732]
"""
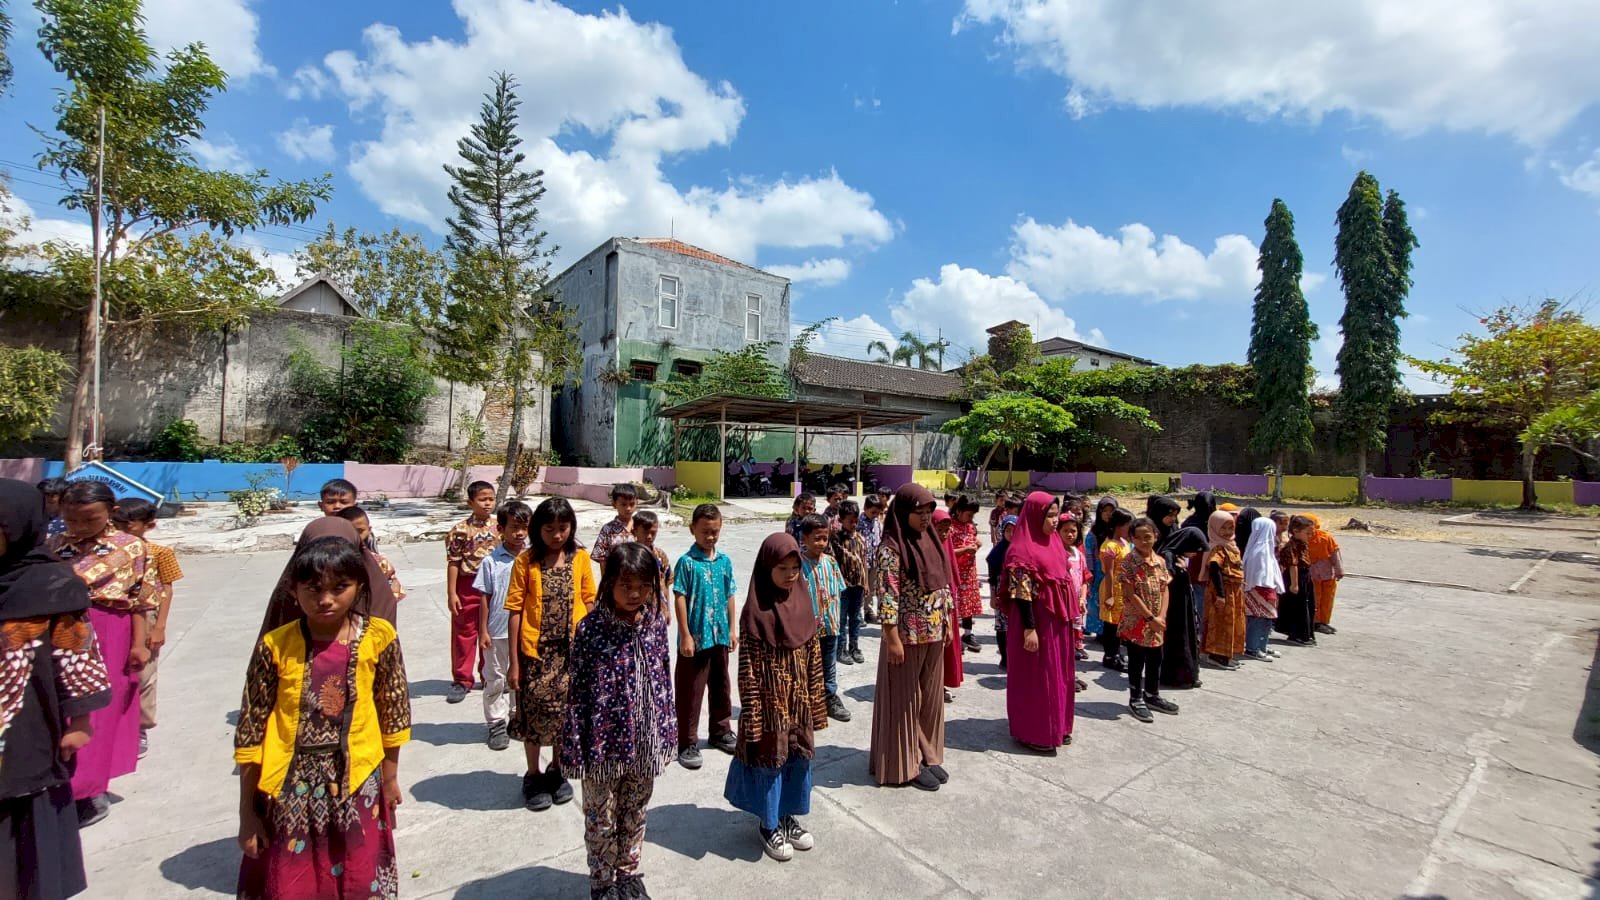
[1102, 655, 1126, 672]
[547, 765, 574, 805]
[1146, 695, 1180, 715]
[837, 651, 854, 666]
[908, 769, 941, 791]
[925, 763, 949, 784]
[1315, 623, 1338, 635]
[851, 647, 865, 664]
[616, 876, 650, 899]
[677, 745, 703, 769]
[446, 682, 468, 704]
[525, 770, 554, 812]
[487, 720, 510, 751]
[1128, 701, 1154, 724]
[711, 731, 738, 755]
[826, 694, 851, 722]
[962, 633, 981, 653]
[76, 794, 109, 828]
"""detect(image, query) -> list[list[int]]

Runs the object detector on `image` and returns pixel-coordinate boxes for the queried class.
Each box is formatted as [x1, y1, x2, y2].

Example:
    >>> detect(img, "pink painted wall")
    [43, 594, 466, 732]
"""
[0, 458, 46, 482]
[344, 463, 504, 499]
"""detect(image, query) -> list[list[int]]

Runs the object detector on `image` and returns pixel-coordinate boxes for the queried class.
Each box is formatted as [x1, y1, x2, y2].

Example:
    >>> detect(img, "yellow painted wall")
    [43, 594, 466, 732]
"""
[986, 470, 1030, 489]
[1282, 476, 1358, 501]
[675, 461, 722, 497]
[1452, 479, 1573, 505]
[1095, 472, 1178, 491]
[913, 470, 951, 491]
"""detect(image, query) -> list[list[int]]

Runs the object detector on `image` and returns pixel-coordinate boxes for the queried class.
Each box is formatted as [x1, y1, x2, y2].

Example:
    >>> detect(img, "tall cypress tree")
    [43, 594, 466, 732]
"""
[1334, 171, 1399, 503]
[1248, 199, 1318, 501]
[1382, 189, 1418, 328]
[440, 72, 557, 501]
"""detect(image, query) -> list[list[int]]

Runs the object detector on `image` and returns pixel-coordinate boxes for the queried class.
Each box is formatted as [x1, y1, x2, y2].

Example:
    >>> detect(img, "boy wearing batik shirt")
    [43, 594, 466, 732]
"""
[829, 500, 868, 666]
[592, 484, 639, 568]
[859, 494, 885, 623]
[444, 481, 499, 704]
[799, 514, 850, 724]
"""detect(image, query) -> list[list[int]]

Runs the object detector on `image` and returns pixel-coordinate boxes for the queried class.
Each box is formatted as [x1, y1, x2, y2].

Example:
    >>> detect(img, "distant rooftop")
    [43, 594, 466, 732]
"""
[793, 353, 962, 401]
[1035, 336, 1156, 367]
[631, 238, 780, 278]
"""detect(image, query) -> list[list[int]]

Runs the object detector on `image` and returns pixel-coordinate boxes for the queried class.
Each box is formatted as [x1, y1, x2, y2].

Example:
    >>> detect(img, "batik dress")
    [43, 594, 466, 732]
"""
[1201, 544, 1247, 658]
[1117, 554, 1170, 648]
[948, 521, 982, 620]
[511, 561, 576, 745]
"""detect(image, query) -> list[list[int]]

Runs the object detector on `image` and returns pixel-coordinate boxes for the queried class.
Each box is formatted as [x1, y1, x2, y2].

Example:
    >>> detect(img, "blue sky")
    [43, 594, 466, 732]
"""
[4, 0, 1599, 387]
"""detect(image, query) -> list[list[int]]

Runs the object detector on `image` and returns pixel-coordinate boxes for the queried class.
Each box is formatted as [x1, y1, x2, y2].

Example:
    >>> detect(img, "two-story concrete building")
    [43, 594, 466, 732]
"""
[549, 238, 793, 466]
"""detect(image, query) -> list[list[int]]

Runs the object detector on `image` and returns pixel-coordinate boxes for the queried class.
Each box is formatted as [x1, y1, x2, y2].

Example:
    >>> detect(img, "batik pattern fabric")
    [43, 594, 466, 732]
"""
[581, 773, 654, 892]
[560, 604, 676, 783]
[591, 519, 632, 565]
[734, 635, 827, 769]
[510, 561, 575, 745]
[372, 552, 406, 603]
[948, 521, 983, 620]
[874, 544, 950, 646]
[48, 528, 154, 612]
[147, 543, 183, 586]
[1097, 539, 1130, 626]
[0, 613, 111, 797]
[801, 555, 845, 637]
[828, 528, 868, 589]
[1201, 544, 1247, 658]
[1117, 554, 1170, 648]
[444, 517, 498, 577]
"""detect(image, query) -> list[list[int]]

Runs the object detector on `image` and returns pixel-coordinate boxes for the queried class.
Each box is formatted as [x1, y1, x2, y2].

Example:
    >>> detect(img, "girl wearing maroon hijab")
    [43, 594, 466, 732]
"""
[998, 492, 1076, 751]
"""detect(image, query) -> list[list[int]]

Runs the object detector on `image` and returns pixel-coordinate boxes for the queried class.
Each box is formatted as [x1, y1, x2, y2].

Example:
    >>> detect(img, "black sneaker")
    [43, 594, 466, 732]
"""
[1102, 656, 1126, 672]
[616, 875, 650, 899]
[1146, 695, 1180, 715]
[550, 768, 574, 805]
[525, 771, 553, 811]
[1128, 701, 1154, 723]
[1243, 650, 1273, 662]
[826, 694, 851, 722]
[678, 745, 703, 770]
[76, 794, 109, 828]
[837, 651, 854, 666]
[446, 682, 469, 704]
[908, 769, 941, 791]
[1315, 623, 1338, 635]
[962, 634, 981, 653]
[925, 763, 949, 784]
[761, 825, 794, 861]
[487, 721, 510, 751]
[711, 732, 739, 754]
[780, 815, 815, 851]
[851, 647, 865, 664]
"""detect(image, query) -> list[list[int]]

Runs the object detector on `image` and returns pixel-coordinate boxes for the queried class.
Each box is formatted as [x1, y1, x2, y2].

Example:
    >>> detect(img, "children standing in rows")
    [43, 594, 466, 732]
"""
[1306, 514, 1344, 635]
[672, 505, 738, 768]
[561, 543, 677, 899]
[235, 536, 411, 899]
[725, 534, 828, 862]
[1058, 514, 1091, 670]
[472, 501, 531, 751]
[444, 481, 498, 704]
[110, 498, 181, 760]
[630, 511, 673, 612]
[987, 514, 1017, 670]
[1201, 511, 1246, 669]
[948, 495, 983, 654]
[505, 498, 595, 811]
[592, 485, 639, 568]
[1096, 508, 1134, 672]
[798, 515, 850, 723]
[338, 506, 406, 603]
[829, 501, 869, 667]
[50, 481, 155, 827]
[859, 494, 885, 624]
[1119, 517, 1178, 722]
[1241, 515, 1284, 662]
[0, 479, 111, 900]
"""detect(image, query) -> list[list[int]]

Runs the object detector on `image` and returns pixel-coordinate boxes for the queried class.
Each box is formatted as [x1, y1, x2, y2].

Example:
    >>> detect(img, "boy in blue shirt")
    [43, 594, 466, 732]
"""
[672, 504, 739, 770]
[472, 500, 531, 751]
[799, 514, 851, 723]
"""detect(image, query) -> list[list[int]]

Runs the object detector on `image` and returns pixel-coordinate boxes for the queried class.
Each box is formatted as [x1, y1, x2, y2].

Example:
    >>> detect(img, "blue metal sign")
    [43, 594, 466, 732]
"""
[63, 461, 165, 505]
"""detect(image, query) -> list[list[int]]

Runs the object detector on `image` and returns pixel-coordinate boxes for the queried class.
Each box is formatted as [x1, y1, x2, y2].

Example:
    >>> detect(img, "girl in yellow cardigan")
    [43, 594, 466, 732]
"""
[235, 535, 411, 899]
[505, 498, 597, 812]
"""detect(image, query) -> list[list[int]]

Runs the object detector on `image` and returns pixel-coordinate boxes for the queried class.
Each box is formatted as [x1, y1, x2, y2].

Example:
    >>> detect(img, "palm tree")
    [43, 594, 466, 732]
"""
[866, 339, 894, 364]
[867, 333, 949, 370]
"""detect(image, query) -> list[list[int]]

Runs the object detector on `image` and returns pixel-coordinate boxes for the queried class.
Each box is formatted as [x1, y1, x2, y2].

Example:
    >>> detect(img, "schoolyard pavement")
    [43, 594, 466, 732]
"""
[84, 518, 1600, 898]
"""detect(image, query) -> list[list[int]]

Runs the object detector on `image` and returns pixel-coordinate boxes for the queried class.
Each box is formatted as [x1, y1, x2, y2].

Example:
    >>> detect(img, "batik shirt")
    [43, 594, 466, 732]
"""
[1117, 553, 1170, 648]
[1097, 538, 1131, 625]
[591, 518, 632, 565]
[48, 527, 156, 612]
[828, 528, 868, 589]
[874, 544, 951, 645]
[445, 516, 498, 577]
[801, 554, 846, 637]
[858, 515, 883, 596]
[147, 542, 184, 588]
[671, 545, 736, 651]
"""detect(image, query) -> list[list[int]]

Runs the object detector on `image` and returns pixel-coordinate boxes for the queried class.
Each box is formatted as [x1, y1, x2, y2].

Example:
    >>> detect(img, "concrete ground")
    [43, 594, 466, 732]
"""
[84, 517, 1600, 898]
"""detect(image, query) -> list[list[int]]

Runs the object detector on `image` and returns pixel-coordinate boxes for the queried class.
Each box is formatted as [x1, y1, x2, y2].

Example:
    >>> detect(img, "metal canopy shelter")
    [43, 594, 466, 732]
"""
[657, 393, 932, 500]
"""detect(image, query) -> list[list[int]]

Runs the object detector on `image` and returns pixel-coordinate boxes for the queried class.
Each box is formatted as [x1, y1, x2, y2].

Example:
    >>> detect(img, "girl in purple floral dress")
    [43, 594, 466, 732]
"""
[562, 543, 676, 900]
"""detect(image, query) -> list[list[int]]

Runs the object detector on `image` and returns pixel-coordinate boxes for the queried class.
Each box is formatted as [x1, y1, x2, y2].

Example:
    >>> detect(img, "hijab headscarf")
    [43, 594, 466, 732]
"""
[1200, 510, 1238, 572]
[1145, 495, 1182, 541]
[1235, 507, 1263, 553]
[1181, 491, 1216, 531]
[740, 533, 818, 651]
[1003, 492, 1068, 585]
[1156, 524, 1208, 561]
[259, 518, 398, 638]
[1242, 516, 1285, 593]
[1089, 496, 1119, 543]
[0, 479, 88, 619]
[882, 483, 950, 593]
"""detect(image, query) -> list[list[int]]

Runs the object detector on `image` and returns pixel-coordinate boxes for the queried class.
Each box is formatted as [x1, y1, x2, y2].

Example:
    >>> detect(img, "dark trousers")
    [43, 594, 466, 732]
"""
[1126, 643, 1162, 701]
[1101, 625, 1122, 660]
[840, 587, 864, 650]
[673, 645, 732, 748]
[820, 635, 840, 697]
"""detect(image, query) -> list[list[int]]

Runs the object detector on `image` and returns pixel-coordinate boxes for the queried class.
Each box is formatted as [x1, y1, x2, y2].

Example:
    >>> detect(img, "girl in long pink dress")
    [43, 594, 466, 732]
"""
[999, 492, 1076, 751]
[931, 510, 963, 695]
[947, 496, 983, 654]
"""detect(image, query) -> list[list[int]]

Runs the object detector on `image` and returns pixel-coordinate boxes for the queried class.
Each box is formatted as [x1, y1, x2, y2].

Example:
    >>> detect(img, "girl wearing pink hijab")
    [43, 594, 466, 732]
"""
[997, 492, 1076, 752]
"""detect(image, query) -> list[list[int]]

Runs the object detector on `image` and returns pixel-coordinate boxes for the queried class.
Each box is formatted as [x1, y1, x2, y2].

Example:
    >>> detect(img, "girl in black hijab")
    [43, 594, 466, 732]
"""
[1156, 525, 1207, 689]
[1180, 491, 1217, 532]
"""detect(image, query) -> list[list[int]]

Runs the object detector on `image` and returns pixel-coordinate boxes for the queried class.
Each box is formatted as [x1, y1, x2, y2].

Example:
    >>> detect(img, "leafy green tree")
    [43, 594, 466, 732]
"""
[1410, 300, 1600, 508]
[438, 72, 559, 501]
[287, 321, 433, 464]
[0, 346, 69, 445]
[1248, 199, 1318, 501]
[1333, 171, 1402, 502]
[1523, 389, 1600, 469]
[0, 0, 13, 95]
[294, 224, 447, 325]
[1005, 358, 1160, 466]
[657, 343, 789, 404]
[1383, 189, 1419, 323]
[940, 393, 1074, 488]
[28, 0, 329, 467]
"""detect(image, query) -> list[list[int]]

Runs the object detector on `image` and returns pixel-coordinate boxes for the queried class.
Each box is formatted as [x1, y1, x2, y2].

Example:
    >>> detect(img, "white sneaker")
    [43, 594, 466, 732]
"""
[762, 826, 793, 862]
[781, 815, 814, 851]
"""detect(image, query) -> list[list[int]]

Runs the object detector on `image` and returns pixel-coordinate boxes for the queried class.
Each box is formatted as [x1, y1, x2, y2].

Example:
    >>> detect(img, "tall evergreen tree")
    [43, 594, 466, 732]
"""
[1248, 199, 1317, 501]
[439, 72, 563, 501]
[1382, 189, 1418, 325]
[1333, 171, 1400, 503]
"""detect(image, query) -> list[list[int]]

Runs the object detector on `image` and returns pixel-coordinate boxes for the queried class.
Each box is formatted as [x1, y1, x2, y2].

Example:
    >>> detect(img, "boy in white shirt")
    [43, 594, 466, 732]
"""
[472, 500, 532, 751]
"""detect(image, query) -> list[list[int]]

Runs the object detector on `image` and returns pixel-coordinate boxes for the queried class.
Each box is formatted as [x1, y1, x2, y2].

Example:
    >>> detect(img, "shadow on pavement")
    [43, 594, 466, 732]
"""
[410, 721, 488, 747]
[453, 865, 590, 898]
[1074, 701, 1129, 722]
[944, 715, 1049, 757]
[411, 770, 526, 811]
[810, 747, 874, 790]
[842, 683, 876, 703]
[159, 836, 237, 894]
[646, 803, 763, 862]
[408, 678, 458, 699]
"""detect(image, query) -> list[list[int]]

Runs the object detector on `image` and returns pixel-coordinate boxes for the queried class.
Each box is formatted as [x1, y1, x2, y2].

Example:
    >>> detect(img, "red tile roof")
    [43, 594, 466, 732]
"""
[633, 238, 768, 274]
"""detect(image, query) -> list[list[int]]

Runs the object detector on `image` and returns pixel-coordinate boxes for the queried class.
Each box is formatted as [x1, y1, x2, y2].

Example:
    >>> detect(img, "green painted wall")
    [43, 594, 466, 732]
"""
[612, 340, 791, 465]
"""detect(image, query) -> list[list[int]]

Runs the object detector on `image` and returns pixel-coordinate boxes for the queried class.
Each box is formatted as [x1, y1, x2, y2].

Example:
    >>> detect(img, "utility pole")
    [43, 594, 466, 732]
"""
[87, 106, 105, 463]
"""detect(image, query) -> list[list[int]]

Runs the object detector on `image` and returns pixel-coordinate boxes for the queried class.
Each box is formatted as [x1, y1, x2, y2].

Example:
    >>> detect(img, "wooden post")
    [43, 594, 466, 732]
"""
[793, 409, 802, 498]
[854, 412, 864, 498]
[717, 401, 728, 502]
[910, 419, 918, 474]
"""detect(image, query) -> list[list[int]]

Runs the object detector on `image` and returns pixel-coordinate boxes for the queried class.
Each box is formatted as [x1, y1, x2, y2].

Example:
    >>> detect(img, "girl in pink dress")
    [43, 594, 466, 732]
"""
[947, 495, 983, 654]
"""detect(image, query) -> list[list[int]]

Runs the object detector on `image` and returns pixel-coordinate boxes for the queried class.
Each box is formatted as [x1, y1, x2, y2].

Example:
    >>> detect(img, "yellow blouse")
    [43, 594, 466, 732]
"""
[1098, 538, 1130, 625]
[504, 548, 597, 658]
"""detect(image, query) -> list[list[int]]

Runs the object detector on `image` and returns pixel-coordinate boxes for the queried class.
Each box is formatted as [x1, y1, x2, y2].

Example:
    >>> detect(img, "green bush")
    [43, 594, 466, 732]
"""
[287, 322, 433, 464]
[149, 420, 302, 463]
[0, 346, 69, 446]
[149, 418, 207, 462]
[860, 446, 890, 467]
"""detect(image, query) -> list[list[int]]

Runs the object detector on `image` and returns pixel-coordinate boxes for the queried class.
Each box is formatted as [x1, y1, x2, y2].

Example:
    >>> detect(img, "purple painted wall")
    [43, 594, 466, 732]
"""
[643, 466, 677, 488]
[1031, 471, 1097, 493]
[1574, 481, 1600, 507]
[345, 463, 504, 499]
[0, 458, 46, 482]
[1366, 477, 1453, 503]
[1181, 473, 1270, 495]
[864, 465, 914, 491]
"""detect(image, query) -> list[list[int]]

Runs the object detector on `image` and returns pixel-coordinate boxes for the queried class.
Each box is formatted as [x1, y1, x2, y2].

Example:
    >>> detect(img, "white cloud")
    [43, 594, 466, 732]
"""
[285, 64, 332, 101]
[0, 194, 95, 266]
[1340, 144, 1371, 167]
[313, 0, 893, 265]
[805, 314, 899, 361]
[958, 0, 1600, 144]
[1554, 149, 1600, 199]
[891, 264, 1107, 358]
[142, 0, 273, 80]
[276, 120, 337, 164]
[766, 257, 851, 287]
[1006, 217, 1259, 302]
[191, 137, 254, 173]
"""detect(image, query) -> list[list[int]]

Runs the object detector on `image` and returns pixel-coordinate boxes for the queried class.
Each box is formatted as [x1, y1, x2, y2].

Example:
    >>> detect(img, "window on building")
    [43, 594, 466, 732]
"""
[630, 360, 659, 382]
[673, 360, 703, 378]
[658, 275, 680, 329]
[1089, 358, 1102, 367]
[745, 293, 761, 342]
[862, 393, 883, 407]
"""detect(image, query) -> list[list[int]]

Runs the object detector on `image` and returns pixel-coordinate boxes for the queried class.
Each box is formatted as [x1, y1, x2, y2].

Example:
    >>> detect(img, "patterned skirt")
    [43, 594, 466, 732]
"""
[238, 755, 397, 900]
[509, 647, 571, 746]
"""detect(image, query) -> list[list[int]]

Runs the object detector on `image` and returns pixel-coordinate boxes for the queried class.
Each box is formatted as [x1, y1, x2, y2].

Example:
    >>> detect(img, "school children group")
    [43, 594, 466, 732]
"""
[0, 473, 1346, 900]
